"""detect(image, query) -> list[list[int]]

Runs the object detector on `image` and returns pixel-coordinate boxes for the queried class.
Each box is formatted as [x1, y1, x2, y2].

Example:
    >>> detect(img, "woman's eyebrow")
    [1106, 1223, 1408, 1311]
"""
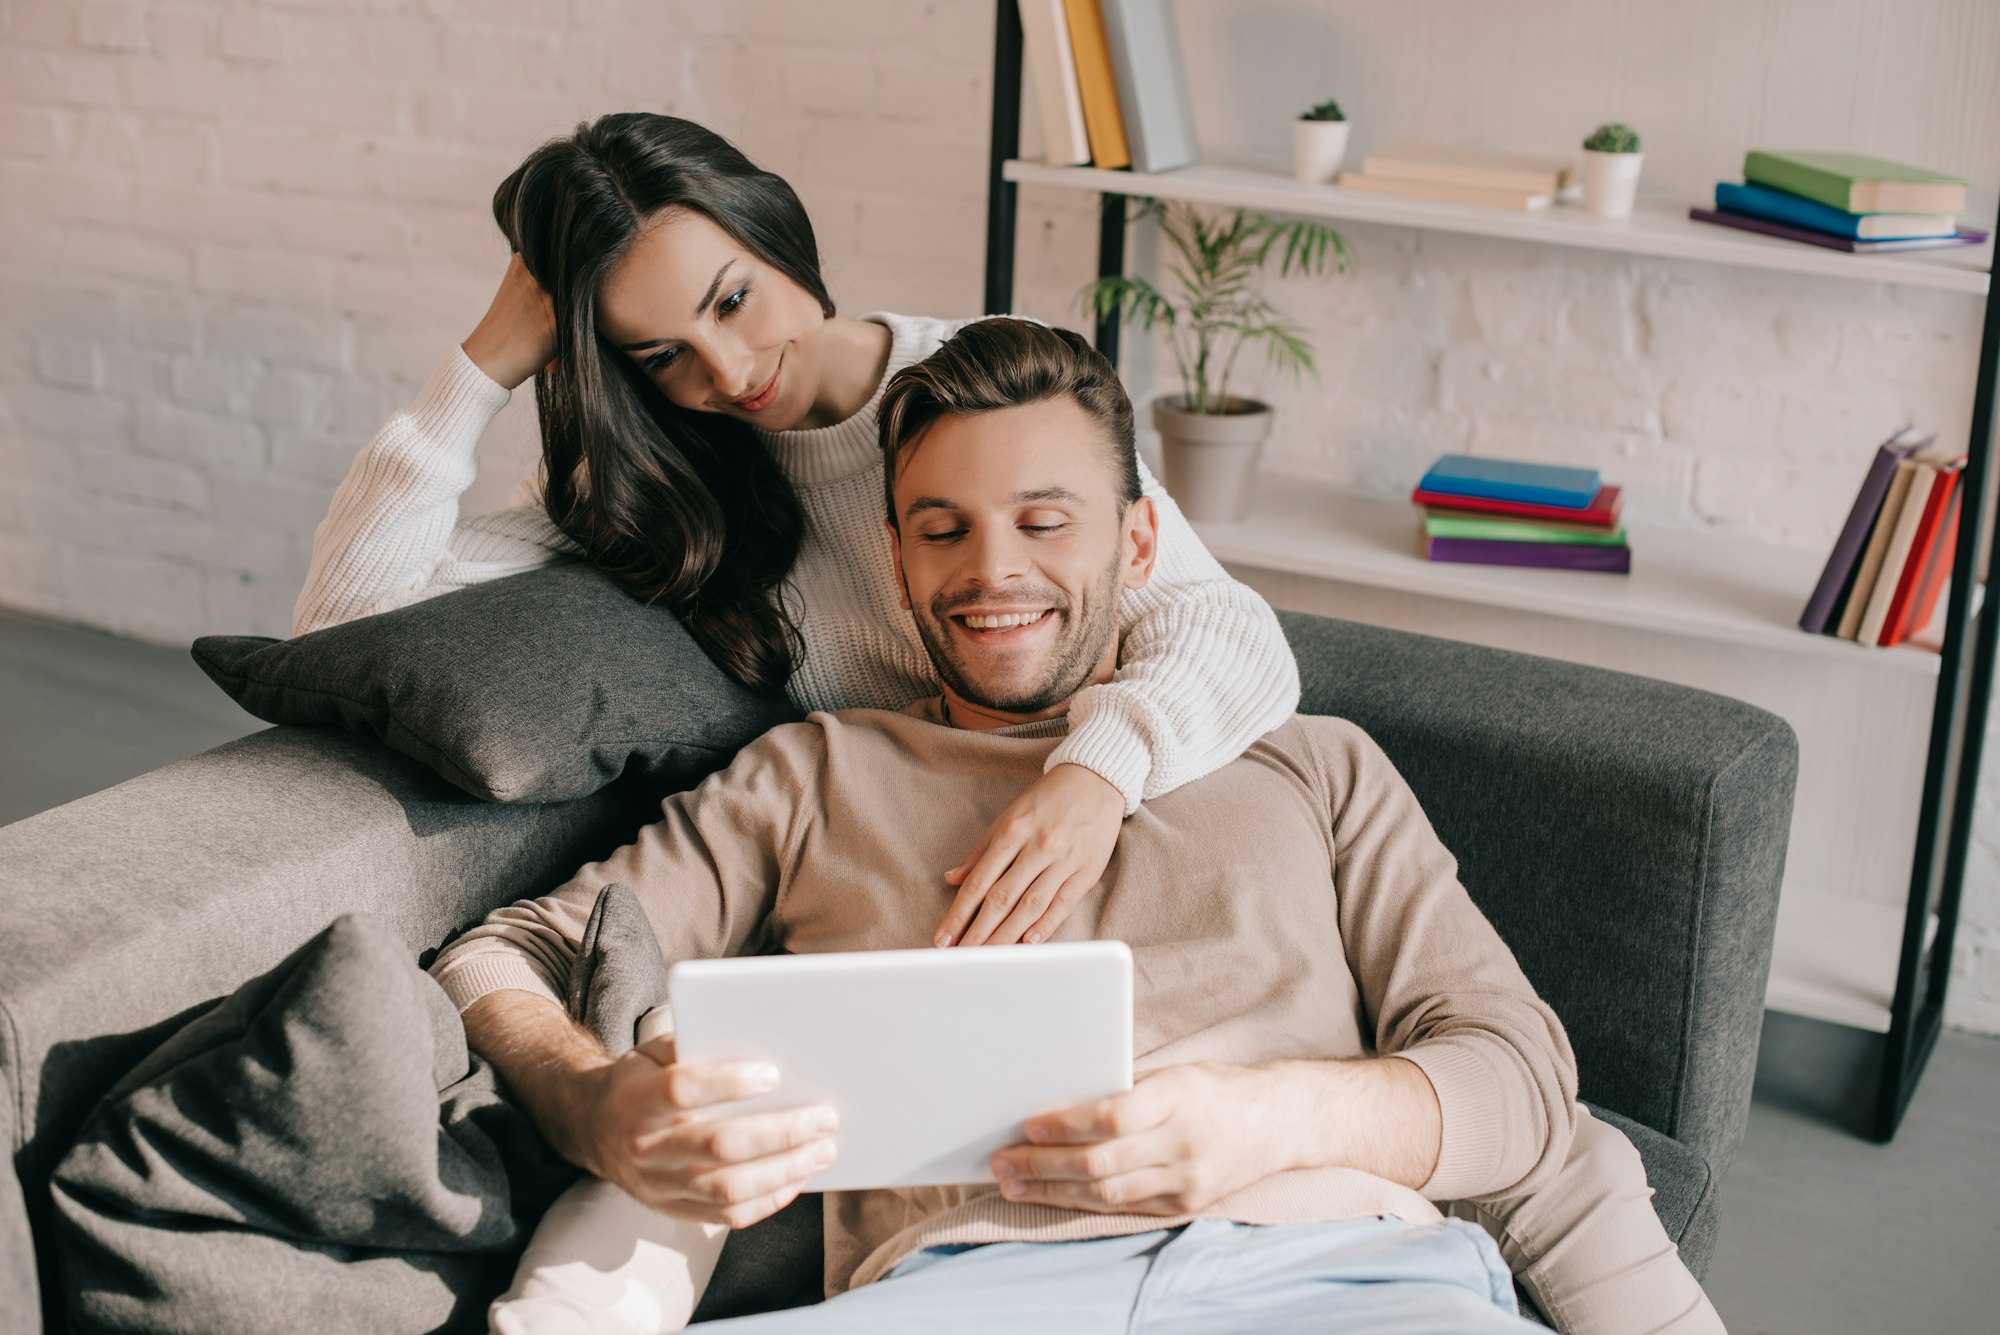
[617, 261, 738, 351]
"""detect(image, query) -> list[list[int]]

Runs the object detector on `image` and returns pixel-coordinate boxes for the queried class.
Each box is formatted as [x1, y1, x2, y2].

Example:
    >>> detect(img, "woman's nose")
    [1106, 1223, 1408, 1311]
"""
[702, 344, 756, 401]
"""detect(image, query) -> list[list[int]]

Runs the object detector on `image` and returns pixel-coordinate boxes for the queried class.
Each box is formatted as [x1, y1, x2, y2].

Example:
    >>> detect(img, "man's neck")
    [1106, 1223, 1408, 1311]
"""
[939, 691, 1073, 732]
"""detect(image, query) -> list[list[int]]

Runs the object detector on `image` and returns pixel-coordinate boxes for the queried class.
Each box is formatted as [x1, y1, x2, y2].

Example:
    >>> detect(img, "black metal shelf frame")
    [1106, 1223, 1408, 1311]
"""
[979, 0, 2000, 1141]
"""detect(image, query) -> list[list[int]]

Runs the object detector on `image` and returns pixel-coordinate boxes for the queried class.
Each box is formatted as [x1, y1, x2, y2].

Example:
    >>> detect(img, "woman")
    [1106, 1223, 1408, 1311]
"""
[296, 112, 1300, 946]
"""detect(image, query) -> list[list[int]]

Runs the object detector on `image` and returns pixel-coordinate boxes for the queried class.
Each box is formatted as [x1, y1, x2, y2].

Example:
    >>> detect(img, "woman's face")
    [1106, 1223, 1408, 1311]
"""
[596, 207, 829, 430]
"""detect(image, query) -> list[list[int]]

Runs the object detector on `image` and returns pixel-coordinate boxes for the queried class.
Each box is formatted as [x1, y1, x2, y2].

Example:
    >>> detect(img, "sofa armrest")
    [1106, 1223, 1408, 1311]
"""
[1280, 612, 1796, 1184]
[0, 726, 660, 1335]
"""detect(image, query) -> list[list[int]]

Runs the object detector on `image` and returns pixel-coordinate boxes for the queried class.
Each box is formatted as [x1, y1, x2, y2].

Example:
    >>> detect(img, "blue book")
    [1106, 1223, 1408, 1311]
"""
[1418, 455, 1602, 510]
[1715, 182, 1959, 241]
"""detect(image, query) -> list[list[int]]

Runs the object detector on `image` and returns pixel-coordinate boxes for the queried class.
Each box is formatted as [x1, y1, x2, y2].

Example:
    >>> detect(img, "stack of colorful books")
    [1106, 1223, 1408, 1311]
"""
[1800, 430, 1967, 649]
[1339, 143, 1574, 212]
[1411, 455, 1630, 574]
[1691, 151, 1985, 255]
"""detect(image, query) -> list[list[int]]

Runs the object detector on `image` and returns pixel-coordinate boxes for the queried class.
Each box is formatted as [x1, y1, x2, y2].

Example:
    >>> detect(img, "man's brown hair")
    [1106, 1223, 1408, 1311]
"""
[877, 318, 1141, 526]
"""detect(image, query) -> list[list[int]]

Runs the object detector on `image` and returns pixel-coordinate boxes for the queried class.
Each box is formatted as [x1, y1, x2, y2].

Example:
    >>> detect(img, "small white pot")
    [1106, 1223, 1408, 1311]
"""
[1292, 120, 1349, 185]
[1581, 149, 1644, 218]
[1152, 396, 1274, 523]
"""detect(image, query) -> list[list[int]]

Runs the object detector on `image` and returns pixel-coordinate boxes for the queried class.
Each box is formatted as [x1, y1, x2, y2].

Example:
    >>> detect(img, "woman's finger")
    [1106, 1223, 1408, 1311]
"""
[985, 860, 1076, 946]
[935, 831, 1010, 946]
[1019, 868, 1098, 946]
[958, 846, 1052, 947]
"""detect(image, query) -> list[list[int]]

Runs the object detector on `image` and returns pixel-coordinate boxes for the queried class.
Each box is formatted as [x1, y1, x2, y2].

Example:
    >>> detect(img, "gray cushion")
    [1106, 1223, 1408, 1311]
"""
[50, 914, 578, 1335]
[192, 561, 801, 804]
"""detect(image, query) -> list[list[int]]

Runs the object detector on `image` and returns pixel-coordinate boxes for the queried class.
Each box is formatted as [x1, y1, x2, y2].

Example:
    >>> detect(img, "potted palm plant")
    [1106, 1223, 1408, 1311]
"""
[1293, 98, 1348, 184]
[1083, 199, 1348, 522]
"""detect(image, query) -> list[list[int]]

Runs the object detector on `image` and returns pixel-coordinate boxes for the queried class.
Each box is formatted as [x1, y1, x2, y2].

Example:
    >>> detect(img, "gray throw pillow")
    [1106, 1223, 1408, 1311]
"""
[192, 562, 802, 803]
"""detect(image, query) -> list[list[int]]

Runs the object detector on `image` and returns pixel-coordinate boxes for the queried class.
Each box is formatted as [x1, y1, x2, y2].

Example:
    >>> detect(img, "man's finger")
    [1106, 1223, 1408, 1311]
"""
[985, 862, 1074, 946]
[992, 1128, 1165, 1184]
[958, 850, 1050, 947]
[1021, 869, 1098, 946]
[680, 1133, 838, 1207]
[659, 1060, 784, 1111]
[1022, 1087, 1166, 1145]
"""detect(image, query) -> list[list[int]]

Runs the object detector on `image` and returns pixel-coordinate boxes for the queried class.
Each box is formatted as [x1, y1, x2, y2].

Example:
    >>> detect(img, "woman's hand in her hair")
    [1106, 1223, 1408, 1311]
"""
[936, 763, 1125, 948]
[462, 252, 558, 390]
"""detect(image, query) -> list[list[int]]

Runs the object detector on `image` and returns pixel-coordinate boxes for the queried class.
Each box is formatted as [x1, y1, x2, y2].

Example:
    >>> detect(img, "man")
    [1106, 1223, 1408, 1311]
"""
[433, 319, 1678, 1332]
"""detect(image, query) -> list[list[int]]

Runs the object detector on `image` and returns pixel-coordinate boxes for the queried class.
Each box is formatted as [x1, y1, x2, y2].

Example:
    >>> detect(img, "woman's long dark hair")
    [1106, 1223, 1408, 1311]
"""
[493, 113, 828, 695]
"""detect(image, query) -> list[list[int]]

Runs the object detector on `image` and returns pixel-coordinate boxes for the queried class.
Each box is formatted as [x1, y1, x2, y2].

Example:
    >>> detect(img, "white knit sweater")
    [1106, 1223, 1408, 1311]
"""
[293, 312, 1300, 809]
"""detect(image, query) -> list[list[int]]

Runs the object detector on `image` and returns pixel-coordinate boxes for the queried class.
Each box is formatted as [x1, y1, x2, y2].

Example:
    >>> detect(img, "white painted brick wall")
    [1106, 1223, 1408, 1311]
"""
[0, 0, 1997, 1031]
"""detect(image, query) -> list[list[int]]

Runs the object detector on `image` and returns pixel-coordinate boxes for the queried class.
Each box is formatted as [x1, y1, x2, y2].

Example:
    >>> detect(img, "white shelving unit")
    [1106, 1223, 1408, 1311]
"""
[1001, 157, 1993, 1042]
[1003, 158, 1994, 295]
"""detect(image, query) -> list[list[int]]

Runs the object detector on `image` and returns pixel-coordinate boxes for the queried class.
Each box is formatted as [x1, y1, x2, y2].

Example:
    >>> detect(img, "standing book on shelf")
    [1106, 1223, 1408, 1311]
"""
[1017, 0, 1091, 166]
[1885, 481, 1965, 649]
[1836, 454, 1923, 640]
[1061, 0, 1131, 170]
[1100, 0, 1200, 173]
[1800, 429, 1928, 634]
[1879, 456, 1966, 647]
[1856, 448, 1956, 646]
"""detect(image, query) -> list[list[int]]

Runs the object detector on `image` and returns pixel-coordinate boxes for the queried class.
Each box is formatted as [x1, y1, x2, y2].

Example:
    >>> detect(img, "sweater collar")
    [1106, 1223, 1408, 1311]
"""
[754, 312, 935, 488]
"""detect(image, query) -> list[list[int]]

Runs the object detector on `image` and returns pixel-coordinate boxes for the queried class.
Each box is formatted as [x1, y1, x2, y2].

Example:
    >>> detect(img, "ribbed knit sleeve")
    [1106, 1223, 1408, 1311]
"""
[1051, 459, 1301, 812]
[292, 346, 578, 636]
[1310, 719, 1578, 1204]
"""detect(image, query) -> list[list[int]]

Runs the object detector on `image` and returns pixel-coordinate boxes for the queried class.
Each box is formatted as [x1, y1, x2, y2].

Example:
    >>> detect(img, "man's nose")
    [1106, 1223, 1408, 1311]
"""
[960, 526, 1032, 584]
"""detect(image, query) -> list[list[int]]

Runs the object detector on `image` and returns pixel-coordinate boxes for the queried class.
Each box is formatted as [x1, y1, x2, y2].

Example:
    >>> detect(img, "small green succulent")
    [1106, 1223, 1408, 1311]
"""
[1583, 122, 1641, 153]
[1299, 99, 1345, 123]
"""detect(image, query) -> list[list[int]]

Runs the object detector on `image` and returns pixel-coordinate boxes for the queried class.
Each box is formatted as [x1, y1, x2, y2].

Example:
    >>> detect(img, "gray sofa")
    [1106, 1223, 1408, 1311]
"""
[0, 611, 1797, 1333]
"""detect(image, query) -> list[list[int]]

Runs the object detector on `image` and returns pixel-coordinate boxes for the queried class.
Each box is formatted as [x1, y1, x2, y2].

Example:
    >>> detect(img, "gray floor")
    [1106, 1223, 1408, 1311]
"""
[3, 606, 1996, 1331]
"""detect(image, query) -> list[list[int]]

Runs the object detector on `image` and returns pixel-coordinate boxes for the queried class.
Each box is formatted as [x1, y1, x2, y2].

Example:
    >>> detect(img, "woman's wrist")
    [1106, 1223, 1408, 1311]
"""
[461, 326, 536, 391]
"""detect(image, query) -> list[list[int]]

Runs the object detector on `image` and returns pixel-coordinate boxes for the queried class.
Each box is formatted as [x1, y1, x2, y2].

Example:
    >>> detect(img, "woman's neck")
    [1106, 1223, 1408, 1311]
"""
[796, 316, 895, 430]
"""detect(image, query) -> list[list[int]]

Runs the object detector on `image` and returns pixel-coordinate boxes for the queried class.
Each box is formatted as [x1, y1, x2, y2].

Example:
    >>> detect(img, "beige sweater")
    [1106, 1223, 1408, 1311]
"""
[432, 705, 1577, 1295]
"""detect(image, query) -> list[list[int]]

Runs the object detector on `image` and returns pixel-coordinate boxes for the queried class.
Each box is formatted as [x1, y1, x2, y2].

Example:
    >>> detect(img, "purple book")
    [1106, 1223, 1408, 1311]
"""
[1690, 207, 1989, 254]
[1799, 433, 1930, 634]
[1425, 536, 1631, 573]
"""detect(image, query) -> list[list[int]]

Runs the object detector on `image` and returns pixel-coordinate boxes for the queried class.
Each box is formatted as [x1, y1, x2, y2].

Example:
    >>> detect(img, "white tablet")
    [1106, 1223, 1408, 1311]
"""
[665, 941, 1133, 1191]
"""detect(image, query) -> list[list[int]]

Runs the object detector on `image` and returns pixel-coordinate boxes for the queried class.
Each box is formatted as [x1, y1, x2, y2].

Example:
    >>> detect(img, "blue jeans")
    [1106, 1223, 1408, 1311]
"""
[700, 1215, 1535, 1333]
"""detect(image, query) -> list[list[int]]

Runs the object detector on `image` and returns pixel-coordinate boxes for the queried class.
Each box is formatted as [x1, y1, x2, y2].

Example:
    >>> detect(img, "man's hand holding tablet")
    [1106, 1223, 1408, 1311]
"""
[583, 1032, 840, 1230]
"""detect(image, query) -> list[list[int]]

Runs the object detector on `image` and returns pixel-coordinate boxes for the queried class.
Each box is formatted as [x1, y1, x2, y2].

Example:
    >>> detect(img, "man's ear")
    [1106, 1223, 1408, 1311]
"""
[1120, 495, 1159, 591]
[884, 518, 912, 611]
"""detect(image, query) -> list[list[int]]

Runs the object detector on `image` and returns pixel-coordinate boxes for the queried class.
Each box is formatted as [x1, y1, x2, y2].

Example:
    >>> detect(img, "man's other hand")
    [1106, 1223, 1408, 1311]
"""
[937, 763, 1124, 947]
[987, 1063, 1293, 1214]
[586, 1035, 839, 1230]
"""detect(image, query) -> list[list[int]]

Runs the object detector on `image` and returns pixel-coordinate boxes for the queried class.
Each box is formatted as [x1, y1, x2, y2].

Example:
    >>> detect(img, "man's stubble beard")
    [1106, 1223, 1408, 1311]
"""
[913, 547, 1124, 716]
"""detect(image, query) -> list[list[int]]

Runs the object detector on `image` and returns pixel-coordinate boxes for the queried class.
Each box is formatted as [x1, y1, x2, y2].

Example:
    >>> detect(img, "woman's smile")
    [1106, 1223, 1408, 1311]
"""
[731, 353, 785, 414]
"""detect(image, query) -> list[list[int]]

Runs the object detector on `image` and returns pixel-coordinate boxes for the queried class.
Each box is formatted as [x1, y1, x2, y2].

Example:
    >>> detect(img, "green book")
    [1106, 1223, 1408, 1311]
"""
[1743, 151, 1968, 216]
[1424, 514, 1628, 546]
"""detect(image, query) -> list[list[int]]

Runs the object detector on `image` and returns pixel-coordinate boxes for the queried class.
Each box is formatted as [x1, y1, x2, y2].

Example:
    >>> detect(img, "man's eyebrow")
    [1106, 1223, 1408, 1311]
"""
[615, 261, 735, 352]
[902, 487, 1088, 521]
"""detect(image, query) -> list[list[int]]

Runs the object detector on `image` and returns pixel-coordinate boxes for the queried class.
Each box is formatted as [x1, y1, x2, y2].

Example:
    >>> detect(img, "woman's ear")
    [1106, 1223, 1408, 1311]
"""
[1120, 496, 1159, 592]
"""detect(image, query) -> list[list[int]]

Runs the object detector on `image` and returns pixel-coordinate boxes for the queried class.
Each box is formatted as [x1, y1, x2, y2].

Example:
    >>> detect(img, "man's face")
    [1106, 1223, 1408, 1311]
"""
[887, 396, 1157, 725]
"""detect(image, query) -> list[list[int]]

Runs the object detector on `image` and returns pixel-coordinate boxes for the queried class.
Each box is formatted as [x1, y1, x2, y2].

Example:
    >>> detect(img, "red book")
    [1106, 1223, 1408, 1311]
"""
[1410, 484, 1624, 528]
[1879, 458, 1963, 646]
[1883, 471, 1964, 648]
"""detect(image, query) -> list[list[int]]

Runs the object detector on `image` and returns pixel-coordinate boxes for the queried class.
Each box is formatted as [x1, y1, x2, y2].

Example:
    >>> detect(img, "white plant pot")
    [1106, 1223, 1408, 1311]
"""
[1581, 149, 1644, 218]
[1292, 120, 1349, 185]
[1152, 396, 1273, 524]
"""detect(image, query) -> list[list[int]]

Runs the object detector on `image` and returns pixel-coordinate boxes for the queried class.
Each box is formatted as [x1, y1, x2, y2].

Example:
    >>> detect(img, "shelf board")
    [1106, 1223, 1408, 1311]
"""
[1192, 474, 1948, 674]
[1768, 890, 1938, 1032]
[1003, 158, 1993, 296]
